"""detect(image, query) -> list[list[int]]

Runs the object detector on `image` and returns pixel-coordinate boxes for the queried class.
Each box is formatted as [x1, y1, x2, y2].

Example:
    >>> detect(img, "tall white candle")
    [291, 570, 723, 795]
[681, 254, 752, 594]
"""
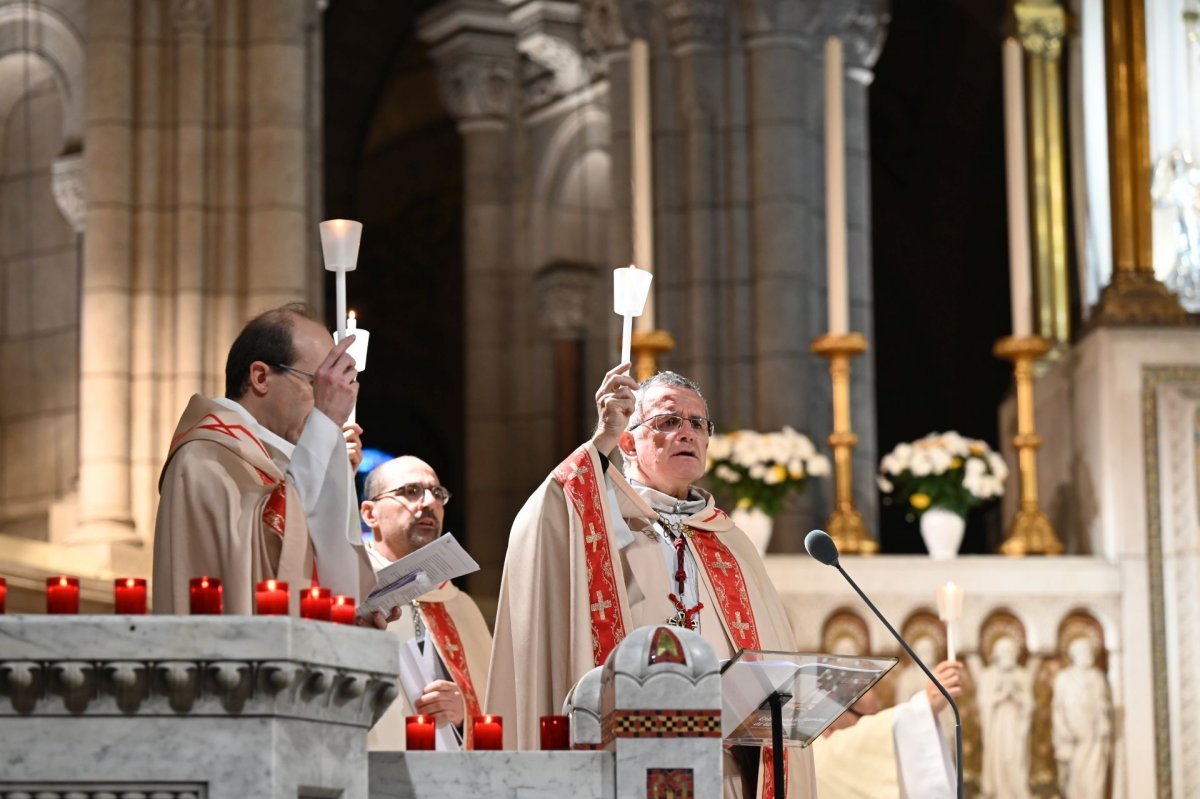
[825, 37, 849, 335]
[936, 581, 964, 662]
[1002, 38, 1033, 338]
[630, 37, 656, 333]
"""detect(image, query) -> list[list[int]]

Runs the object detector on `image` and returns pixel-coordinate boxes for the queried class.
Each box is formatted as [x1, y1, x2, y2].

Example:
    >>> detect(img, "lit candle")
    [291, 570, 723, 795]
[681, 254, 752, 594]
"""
[825, 36, 849, 336]
[540, 715, 570, 750]
[406, 715, 436, 751]
[46, 575, 80, 615]
[113, 577, 147, 614]
[319, 219, 364, 344]
[189, 576, 223, 615]
[936, 581, 964, 662]
[473, 714, 503, 750]
[300, 585, 333, 621]
[330, 594, 357, 625]
[0, 576, 6, 614]
[255, 579, 289, 616]
[1002, 38, 1033, 338]
[613, 264, 654, 365]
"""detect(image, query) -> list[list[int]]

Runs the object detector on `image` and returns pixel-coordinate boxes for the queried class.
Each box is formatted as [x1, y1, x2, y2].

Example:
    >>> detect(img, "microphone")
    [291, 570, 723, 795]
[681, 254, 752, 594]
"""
[804, 529, 963, 799]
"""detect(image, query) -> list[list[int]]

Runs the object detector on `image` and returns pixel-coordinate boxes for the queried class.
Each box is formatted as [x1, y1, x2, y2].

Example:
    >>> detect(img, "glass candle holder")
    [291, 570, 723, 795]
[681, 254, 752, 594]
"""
[255, 579, 289, 615]
[299, 585, 333, 620]
[405, 715, 436, 751]
[330, 594, 356, 625]
[473, 715, 503, 750]
[540, 715, 570, 750]
[46, 575, 80, 614]
[0, 576, 7, 614]
[189, 576, 223, 615]
[113, 577, 147, 614]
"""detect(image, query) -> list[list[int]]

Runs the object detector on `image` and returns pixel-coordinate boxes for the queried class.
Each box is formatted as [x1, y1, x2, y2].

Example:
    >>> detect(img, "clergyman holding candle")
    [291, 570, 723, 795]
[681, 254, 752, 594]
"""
[152, 304, 387, 625]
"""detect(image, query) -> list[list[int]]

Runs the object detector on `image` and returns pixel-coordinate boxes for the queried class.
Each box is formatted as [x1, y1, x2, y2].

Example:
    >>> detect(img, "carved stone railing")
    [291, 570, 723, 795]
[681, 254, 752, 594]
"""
[0, 617, 399, 799]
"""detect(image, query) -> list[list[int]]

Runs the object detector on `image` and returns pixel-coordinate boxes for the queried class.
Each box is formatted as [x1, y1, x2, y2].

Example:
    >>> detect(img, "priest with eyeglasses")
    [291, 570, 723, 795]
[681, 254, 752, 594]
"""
[487, 363, 818, 798]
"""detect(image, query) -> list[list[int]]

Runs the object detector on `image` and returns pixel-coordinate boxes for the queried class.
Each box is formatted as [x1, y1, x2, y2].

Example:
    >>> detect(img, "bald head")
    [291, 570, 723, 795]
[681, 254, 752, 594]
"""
[360, 456, 447, 562]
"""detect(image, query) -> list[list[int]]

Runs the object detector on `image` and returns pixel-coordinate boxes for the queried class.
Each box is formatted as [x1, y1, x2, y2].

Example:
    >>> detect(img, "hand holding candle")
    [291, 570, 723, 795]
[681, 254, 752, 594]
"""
[613, 265, 654, 365]
[936, 581, 964, 662]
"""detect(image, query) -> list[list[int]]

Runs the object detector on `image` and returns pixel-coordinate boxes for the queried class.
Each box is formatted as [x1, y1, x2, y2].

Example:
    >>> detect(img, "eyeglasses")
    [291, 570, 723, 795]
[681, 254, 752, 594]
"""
[629, 413, 715, 437]
[370, 483, 452, 506]
[274, 364, 315, 384]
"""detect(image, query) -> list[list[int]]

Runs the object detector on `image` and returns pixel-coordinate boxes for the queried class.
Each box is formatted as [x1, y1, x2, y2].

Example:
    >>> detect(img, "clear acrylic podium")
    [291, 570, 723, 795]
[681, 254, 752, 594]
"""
[721, 650, 897, 794]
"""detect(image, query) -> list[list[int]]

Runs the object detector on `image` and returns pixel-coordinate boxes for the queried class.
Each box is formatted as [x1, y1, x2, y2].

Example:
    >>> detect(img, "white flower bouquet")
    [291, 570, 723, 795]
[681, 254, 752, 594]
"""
[704, 427, 832, 517]
[877, 431, 1008, 519]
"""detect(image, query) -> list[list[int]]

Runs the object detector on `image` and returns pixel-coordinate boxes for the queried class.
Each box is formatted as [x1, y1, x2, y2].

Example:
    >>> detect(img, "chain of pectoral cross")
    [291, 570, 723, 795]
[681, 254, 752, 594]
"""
[661, 519, 704, 631]
[411, 601, 426, 642]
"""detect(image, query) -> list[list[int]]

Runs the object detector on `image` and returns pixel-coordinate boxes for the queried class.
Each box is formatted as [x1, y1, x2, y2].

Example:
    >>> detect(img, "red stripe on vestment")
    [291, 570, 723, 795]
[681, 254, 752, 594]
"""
[420, 600, 483, 749]
[552, 446, 626, 667]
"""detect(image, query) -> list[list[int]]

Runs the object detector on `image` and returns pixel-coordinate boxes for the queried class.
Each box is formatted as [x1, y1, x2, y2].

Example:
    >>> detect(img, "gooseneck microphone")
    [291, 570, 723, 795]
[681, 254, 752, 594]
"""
[804, 529, 963, 799]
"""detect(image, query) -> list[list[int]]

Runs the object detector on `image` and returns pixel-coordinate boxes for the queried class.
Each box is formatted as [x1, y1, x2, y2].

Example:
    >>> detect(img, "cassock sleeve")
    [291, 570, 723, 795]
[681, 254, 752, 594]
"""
[485, 476, 577, 749]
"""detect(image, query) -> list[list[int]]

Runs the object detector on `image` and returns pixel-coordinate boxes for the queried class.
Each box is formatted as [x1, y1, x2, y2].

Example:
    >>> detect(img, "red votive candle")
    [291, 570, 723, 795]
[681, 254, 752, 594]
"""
[299, 585, 333, 620]
[0, 576, 7, 614]
[331, 594, 357, 624]
[540, 715, 570, 750]
[406, 715, 436, 750]
[255, 579, 289, 615]
[189, 576, 223, 615]
[473, 715, 503, 750]
[46, 575, 80, 614]
[113, 577, 147, 614]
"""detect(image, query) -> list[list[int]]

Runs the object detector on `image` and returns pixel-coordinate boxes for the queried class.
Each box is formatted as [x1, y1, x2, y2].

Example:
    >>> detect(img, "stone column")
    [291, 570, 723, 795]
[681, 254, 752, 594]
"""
[76, 0, 137, 544]
[535, 262, 600, 457]
[420, 0, 518, 595]
[660, 0, 728, 391]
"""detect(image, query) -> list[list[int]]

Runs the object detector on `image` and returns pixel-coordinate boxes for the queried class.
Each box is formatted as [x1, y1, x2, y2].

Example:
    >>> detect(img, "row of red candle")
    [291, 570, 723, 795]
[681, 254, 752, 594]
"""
[0, 576, 355, 622]
[402, 715, 568, 751]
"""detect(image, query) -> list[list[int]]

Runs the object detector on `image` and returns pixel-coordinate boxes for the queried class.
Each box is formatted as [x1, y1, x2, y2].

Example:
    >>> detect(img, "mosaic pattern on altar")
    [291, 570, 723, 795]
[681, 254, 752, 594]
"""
[603, 709, 722, 740]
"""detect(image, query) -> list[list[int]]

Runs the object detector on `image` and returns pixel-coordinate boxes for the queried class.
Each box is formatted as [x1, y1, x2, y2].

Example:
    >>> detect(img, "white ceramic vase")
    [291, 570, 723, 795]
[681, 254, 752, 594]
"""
[731, 507, 774, 556]
[920, 507, 965, 559]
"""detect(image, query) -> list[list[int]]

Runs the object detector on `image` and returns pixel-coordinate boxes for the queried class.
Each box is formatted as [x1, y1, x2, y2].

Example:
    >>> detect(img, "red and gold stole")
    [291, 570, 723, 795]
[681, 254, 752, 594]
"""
[552, 446, 627, 667]
[420, 598, 484, 749]
[690, 525, 785, 799]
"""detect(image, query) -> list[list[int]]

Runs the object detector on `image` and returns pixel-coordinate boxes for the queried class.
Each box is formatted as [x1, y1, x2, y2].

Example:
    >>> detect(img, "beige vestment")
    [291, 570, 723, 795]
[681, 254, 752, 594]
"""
[486, 442, 816, 799]
[368, 579, 493, 750]
[153, 395, 370, 614]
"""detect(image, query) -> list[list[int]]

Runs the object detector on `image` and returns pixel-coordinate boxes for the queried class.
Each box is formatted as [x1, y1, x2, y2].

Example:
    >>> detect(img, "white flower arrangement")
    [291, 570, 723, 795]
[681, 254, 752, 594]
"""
[877, 431, 1008, 518]
[704, 427, 832, 517]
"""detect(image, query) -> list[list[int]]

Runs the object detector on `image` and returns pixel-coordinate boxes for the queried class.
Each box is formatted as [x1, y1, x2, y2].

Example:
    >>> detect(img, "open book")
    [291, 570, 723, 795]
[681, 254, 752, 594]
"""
[358, 533, 480, 618]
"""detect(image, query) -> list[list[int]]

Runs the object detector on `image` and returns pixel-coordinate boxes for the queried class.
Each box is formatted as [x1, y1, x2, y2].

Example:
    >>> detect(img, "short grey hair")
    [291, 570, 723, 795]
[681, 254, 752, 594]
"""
[627, 371, 710, 429]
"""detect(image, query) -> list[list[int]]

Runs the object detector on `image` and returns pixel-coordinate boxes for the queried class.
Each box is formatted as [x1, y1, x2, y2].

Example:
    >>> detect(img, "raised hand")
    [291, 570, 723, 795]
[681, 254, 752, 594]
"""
[926, 659, 965, 713]
[590, 362, 639, 456]
[313, 334, 359, 426]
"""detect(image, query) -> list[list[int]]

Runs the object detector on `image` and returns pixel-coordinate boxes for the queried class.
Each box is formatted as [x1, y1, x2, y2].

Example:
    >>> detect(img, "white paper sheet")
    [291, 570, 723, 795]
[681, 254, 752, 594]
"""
[398, 637, 461, 751]
[358, 533, 480, 618]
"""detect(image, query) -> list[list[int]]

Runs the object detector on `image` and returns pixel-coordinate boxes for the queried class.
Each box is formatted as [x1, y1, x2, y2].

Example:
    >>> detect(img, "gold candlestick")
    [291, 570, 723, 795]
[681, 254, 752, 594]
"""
[993, 335, 1063, 555]
[811, 332, 879, 554]
[630, 329, 676, 382]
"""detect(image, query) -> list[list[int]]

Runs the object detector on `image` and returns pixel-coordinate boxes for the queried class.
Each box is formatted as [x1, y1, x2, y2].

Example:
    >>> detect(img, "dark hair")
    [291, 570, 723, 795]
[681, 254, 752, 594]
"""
[224, 303, 315, 399]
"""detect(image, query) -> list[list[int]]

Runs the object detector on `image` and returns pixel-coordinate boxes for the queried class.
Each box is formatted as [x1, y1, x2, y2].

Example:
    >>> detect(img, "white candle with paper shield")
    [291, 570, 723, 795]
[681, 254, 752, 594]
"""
[319, 219, 363, 342]
[613, 265, 654, 365]
[936, 581, 964, 662]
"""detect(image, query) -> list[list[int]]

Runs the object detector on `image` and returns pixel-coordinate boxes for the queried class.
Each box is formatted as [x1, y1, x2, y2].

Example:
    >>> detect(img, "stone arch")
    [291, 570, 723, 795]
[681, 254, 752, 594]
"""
[0, 3, 85, 158]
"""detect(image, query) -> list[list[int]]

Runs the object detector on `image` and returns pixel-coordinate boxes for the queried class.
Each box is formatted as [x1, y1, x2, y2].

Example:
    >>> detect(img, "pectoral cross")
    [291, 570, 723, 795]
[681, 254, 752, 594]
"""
[590, 591, 612, 621]
[731, 612, 751, 634]
[585, 524, 603, 552]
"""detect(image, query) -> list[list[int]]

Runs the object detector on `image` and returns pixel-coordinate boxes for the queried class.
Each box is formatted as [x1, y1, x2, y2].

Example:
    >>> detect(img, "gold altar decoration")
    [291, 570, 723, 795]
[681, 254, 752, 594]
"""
[811, 332, 878, 554]
[630, 329, 676, 382]
[1014, 0, 1072, 353]
[993, 335, 1064, 555]
[1088, 0, 1188, 327]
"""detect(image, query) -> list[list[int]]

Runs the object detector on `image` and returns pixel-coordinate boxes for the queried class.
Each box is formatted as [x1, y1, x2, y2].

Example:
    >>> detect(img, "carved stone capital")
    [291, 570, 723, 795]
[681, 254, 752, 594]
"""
[51, 153, 85, 233]
[420, 0, 518, 124]
[534, 261, 600, 340]
[661, 0, 729, 49]
[808, 0, 890, 83]
[580, 0, 656, 51]
[737, 0, 816, 40]
[511, 1, 589, 110]
[1014, 1, 1066, 60]
[171, 0, 212, 34]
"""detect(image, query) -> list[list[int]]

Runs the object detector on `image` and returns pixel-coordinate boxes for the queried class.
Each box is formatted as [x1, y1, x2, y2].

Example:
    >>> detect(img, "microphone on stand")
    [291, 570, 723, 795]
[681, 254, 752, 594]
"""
[804, 529, 964, 799]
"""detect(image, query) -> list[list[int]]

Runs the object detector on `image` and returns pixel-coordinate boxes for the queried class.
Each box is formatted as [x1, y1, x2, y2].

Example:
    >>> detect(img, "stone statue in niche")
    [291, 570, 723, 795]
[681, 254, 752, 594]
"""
[1051, 636, 1112, 799]
[970, 633, 1038, 799]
